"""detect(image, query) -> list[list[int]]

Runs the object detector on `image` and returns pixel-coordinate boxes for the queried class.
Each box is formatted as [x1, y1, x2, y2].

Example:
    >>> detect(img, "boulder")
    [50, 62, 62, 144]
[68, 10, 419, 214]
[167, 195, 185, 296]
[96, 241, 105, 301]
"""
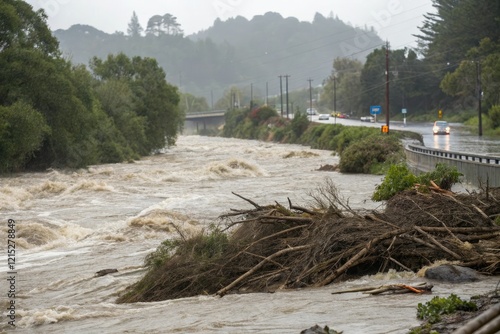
[424, 264, 481, 282]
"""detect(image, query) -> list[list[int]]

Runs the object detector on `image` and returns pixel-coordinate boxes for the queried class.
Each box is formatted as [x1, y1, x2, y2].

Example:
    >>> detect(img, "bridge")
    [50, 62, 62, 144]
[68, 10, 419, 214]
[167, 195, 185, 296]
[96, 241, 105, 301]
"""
[405, 144, 500, 187]
[184, 110, 226, 135]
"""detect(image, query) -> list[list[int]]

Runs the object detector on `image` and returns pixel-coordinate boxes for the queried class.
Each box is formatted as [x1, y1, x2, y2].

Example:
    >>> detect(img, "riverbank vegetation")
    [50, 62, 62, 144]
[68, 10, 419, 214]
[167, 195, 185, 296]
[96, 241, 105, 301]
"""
[0, 1, 183, 173]
[221, 106, 422, 175]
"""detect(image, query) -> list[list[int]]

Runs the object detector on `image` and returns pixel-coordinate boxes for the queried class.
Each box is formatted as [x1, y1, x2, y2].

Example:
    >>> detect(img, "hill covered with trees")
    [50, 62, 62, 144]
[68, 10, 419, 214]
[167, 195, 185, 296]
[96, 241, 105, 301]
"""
[53, 11, 383, 103]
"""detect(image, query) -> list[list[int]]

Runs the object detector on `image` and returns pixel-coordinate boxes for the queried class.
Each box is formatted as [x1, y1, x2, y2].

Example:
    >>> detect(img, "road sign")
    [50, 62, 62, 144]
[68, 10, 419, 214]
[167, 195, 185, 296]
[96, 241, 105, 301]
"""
[370, 105, 382, 115]
[402, 108, 407, 114]
[381, 125, 389, 133]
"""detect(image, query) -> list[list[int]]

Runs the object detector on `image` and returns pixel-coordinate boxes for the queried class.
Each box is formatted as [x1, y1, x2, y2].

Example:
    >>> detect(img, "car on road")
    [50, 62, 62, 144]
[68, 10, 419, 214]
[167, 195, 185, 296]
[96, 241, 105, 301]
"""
[360, 116, 375, 122]
[433, 120, 450, 135]
[331, 112, 350, 119]
[318, 114, 330, 120]
[306, 108, 317, 115]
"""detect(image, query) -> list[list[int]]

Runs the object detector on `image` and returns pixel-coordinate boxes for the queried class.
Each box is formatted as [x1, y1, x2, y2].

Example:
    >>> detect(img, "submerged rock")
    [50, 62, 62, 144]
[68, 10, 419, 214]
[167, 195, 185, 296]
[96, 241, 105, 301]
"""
[424, 264, 481, 282]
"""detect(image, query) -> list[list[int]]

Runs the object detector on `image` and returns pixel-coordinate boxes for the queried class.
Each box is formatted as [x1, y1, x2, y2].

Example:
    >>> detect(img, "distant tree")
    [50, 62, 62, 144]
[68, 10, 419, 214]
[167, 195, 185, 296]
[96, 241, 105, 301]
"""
[146, 13, 183, 36]
[215, 86, 242, 110]
[127, 11, 143, 37]
[162, 13, 183, 36]
[146, 15, 163, 36]
[322, 57, 363, 115]
[179, 93, 209, 113]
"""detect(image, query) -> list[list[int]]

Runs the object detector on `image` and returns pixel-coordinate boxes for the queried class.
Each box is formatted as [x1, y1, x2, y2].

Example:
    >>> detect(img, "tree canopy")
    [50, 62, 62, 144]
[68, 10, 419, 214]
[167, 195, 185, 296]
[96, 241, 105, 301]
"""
[0, 1, 183, 172]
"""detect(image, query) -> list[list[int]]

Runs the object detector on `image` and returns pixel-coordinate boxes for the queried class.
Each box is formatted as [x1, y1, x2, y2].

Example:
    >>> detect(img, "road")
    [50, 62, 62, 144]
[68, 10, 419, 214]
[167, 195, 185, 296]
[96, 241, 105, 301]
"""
[309, 115, 500, 157]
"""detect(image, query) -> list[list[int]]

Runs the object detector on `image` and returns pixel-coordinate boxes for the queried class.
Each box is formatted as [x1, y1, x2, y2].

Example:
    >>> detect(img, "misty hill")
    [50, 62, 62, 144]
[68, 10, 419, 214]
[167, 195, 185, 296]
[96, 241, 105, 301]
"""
[54, 12, 383, 102]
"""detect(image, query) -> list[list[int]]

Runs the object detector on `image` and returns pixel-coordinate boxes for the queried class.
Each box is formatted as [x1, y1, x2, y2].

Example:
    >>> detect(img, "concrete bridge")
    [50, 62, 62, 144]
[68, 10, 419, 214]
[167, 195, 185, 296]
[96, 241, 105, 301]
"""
[405, 144, 500, 187]
[183, 110, 226, 135]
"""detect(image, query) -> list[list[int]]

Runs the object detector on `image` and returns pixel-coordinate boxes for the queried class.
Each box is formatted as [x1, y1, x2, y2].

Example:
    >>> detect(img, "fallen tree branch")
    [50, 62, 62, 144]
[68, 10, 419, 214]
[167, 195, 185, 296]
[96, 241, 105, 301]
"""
[216, 245, 312, 297]
[316, 229, 408, 287]
[414, 226, 462, 260]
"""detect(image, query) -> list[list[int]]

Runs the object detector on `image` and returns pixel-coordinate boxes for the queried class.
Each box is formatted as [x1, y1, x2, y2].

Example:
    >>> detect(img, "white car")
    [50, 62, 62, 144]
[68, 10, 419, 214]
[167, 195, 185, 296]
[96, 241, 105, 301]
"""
[360, 116, 375, 122]
[306, 108, 317, 115]
[318, 114, 330, 120]
[433, 121, 450, 135]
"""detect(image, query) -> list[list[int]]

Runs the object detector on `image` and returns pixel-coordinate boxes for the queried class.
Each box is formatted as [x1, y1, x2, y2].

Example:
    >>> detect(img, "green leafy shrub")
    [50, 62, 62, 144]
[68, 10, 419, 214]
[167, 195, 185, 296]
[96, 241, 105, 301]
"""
[372, 163, 418, 201]
[489, 105, 500, 129]
[339, 134, 404, 174]
[417, 163, 462, 190]
[372, 163, 462, 201]
[249, 106, 278, 125]
[416, 294, 477, 324]
[145, 225, 229, 269]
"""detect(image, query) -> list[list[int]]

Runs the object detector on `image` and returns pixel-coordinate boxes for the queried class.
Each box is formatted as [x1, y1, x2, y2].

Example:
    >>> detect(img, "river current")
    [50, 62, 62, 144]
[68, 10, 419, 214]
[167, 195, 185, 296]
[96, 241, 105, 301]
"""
[1, 135, 498, 334]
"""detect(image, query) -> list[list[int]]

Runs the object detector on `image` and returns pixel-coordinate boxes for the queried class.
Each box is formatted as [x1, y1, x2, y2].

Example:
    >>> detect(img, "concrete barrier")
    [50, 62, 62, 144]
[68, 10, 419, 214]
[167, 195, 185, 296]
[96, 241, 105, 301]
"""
[405, 144, 500, 187]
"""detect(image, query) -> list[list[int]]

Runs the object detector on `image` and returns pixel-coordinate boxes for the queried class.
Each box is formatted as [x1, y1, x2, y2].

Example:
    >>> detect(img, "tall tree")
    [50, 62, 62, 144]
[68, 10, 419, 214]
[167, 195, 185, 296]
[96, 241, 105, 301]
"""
[416, 0, 500, 65]
[162, 13, 183, 36]
[322, 58, 363, 115]
[90, 53, 182, 153]
[127, 11, 143, 38]
[0, 0, 59, 55]
[146, 15, 163, 36]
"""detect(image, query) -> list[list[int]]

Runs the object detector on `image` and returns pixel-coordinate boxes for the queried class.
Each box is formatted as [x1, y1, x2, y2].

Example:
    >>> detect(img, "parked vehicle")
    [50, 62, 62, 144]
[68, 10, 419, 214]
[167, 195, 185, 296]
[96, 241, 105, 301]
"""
[306, 108, 317, 115]
[360, 116, 375, 122]
[318, 114, 330, 120]
[433, 121, 450, 135]
[330, 112, 350, 118]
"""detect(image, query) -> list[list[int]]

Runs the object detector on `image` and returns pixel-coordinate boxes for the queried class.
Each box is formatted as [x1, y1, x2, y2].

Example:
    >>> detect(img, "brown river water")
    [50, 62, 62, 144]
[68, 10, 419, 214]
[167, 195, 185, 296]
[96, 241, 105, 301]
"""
[1, 135, 498, 334]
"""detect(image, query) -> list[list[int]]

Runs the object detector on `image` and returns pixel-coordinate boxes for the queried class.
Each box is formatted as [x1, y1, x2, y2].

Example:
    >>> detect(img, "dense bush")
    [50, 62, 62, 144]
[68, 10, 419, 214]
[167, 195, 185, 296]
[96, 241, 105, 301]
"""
[0, 102, 50, 172]
[372, 163, 462, 201]
[339, 135, 404, 174]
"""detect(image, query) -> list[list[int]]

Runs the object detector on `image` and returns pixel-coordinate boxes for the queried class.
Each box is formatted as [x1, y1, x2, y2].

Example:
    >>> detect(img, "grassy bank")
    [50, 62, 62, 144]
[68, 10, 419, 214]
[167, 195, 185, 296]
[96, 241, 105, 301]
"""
[220, 107, 423, 175]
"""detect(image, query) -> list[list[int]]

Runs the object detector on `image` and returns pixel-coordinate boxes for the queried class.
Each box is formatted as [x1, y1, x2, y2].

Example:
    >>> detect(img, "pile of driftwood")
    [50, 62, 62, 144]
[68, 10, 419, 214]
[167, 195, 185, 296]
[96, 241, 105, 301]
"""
[118, 180, 500, 303]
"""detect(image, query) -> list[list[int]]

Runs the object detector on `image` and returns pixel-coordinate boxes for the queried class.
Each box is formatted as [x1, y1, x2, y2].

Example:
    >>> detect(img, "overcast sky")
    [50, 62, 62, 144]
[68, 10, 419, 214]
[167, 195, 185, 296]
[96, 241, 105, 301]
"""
[26, 0, 435, 48]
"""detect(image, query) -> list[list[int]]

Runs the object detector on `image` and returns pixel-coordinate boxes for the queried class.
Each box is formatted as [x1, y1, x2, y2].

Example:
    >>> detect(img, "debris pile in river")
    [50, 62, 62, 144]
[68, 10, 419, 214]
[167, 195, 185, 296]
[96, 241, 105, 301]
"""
[117, 180, 500, 303]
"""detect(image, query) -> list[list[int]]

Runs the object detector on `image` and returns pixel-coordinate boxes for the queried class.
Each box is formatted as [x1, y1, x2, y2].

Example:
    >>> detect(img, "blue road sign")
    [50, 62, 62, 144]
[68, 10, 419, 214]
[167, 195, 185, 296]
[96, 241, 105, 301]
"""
[370, 105, 382, 115]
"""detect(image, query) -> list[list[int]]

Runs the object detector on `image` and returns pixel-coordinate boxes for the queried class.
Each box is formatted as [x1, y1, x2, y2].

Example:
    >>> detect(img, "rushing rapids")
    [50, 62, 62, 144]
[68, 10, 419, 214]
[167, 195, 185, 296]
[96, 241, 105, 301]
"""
[0, 135, 498, 334]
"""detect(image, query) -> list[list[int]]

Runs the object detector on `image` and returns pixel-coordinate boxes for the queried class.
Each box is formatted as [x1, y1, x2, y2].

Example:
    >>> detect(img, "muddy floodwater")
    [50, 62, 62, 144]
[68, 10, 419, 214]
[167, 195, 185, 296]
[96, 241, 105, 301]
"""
[1, 135, 498, 334]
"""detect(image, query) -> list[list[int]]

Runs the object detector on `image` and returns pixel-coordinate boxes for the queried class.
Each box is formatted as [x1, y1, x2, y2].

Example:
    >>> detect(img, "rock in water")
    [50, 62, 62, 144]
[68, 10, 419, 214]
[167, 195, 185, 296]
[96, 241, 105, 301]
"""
[300, 324, 342, 334]
[424, 264, 480, 282]
[95, 269, 118, 277]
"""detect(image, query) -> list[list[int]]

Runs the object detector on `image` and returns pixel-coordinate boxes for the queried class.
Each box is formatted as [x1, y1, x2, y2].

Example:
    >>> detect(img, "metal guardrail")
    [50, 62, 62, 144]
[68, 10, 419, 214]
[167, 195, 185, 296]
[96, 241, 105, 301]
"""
[405, 144, 500, 187]
[185, 110, 226, 119]
[407, 144, 500, 165]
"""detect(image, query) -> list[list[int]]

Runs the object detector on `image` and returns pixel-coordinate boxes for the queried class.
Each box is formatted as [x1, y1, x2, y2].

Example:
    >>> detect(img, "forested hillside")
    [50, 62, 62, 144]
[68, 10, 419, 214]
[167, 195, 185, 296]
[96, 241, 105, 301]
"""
[54, 12, 383, 102]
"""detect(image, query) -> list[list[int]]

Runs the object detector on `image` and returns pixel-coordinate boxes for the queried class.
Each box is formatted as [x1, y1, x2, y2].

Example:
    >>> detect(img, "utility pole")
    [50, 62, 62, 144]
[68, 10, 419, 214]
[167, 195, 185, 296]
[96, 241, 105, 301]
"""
[476, 61, 483, 136]
[308, 78, 313, 121]
[211, 90, 214, 110]
[278, 75, 283, 117]
[333, 75, 337, 114]
[250, 83, 253, 110]
[385, 41, 390, 132]
[265, 81, 268, 106]
[285, 75, 290, 119]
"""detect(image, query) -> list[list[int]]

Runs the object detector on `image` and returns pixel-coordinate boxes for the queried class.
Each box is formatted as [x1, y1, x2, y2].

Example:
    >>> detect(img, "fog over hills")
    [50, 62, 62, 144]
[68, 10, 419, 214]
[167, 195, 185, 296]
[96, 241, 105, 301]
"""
[54, 12, 384, 101]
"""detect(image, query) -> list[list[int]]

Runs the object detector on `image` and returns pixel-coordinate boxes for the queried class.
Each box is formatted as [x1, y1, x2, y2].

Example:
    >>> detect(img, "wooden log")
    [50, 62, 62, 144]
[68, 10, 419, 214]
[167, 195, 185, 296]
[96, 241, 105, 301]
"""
[316, 229, 408, 287]
[414, 226, 462, 260]
[452, 302, 500, 334]
[216, 245, 312, 297]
